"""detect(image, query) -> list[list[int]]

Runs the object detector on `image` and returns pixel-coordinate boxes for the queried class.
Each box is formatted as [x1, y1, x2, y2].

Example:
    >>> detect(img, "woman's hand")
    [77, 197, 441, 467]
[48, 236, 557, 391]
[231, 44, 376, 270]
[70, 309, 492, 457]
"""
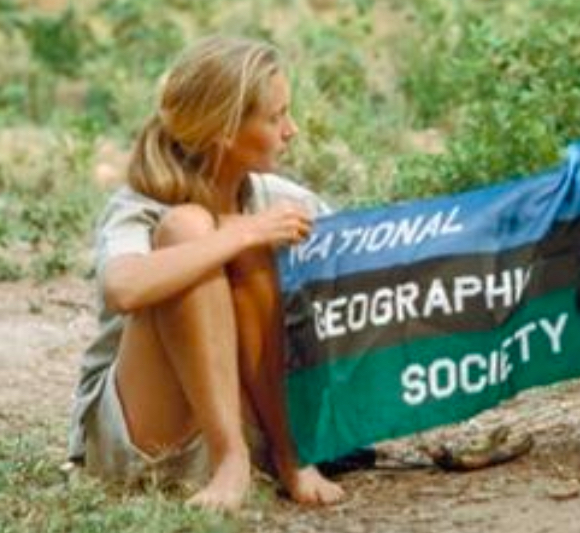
[225, 201, 313, 249]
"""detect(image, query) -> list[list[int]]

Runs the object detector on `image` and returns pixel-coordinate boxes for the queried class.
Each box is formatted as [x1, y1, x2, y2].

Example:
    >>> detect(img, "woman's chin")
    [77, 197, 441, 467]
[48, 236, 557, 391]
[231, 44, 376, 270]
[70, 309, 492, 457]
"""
[251, 162, 279, 175]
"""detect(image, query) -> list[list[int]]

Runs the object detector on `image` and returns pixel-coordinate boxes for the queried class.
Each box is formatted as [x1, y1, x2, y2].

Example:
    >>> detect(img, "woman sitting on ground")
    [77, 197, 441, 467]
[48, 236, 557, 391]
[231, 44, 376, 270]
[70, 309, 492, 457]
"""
[68, 35, 344, 511]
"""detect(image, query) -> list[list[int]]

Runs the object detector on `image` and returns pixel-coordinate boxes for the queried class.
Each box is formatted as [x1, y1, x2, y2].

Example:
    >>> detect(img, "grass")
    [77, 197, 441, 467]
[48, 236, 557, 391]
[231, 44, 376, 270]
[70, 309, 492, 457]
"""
[0, 427, 275, 532]
[1, 0, 580, 528]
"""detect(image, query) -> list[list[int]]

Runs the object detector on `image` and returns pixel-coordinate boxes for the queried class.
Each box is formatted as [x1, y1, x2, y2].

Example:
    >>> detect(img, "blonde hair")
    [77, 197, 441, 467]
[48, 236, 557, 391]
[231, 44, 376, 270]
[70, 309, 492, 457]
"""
[127, 35, 282, 210]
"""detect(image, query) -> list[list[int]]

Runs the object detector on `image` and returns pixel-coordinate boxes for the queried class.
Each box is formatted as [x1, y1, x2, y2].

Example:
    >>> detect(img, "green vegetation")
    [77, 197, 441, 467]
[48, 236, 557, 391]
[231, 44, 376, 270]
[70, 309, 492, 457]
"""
[2, 0, 580, 279]
[392, 0, 580, 198]
[1, 0, 580, 528]
[0, 429, 248, 532]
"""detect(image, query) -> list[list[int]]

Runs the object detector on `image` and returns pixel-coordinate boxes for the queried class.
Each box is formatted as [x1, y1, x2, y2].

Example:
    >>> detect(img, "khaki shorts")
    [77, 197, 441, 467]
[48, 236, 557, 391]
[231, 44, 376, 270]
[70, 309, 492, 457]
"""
[84, 363, 269, 487]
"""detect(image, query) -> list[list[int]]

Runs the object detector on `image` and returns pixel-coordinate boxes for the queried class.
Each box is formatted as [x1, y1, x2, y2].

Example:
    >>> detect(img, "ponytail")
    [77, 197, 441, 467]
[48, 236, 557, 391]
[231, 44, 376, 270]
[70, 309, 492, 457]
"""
[127, 115, 215, 212]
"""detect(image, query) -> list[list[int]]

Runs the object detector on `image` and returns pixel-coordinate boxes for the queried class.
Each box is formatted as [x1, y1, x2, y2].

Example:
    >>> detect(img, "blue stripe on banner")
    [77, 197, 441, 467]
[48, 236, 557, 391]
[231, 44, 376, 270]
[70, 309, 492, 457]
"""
[279, 143, 580, 293]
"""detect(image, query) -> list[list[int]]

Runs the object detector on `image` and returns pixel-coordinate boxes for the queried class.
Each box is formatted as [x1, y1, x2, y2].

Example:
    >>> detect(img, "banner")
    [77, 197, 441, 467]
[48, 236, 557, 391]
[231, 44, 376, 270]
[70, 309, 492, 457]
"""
[278, 143, 580, 465]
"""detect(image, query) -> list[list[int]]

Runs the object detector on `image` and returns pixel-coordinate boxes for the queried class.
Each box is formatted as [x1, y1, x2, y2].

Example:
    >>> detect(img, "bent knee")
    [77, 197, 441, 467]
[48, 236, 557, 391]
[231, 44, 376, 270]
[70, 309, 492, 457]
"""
[154, 205, 216, 247]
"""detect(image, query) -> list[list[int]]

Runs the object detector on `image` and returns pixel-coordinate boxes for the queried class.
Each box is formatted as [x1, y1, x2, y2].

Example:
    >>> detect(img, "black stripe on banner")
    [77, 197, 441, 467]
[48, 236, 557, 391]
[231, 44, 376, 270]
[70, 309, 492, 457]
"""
[284, 219, 580, 371]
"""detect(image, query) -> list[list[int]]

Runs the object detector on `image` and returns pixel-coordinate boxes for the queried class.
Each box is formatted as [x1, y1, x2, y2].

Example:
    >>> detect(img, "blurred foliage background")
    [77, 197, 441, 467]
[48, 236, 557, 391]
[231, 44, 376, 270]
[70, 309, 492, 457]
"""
[1, 0, 580, 281]
[2, 1, 580, 531]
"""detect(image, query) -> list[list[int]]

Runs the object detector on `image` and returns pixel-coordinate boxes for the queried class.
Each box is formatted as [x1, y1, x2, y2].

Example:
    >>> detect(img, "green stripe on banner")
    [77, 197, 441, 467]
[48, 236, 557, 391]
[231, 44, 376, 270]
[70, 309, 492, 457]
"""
[286, 287, 580, 464]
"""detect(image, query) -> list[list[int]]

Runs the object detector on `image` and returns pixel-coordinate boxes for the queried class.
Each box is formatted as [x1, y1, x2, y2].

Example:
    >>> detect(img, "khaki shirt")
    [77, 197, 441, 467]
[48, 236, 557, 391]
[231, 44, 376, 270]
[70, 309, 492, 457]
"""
[67, 173, 332, 461]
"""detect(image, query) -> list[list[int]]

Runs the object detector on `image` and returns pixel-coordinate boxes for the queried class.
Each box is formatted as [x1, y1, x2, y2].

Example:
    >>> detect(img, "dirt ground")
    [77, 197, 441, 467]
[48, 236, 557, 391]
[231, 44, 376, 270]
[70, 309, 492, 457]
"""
[2, 277, 580, 532]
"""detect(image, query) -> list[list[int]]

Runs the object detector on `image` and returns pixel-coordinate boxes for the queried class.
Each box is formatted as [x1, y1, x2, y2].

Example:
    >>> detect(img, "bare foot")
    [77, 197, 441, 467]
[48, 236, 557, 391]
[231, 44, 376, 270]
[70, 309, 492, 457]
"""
[281, 465, 345, 505]
[186, 453, 251, 513]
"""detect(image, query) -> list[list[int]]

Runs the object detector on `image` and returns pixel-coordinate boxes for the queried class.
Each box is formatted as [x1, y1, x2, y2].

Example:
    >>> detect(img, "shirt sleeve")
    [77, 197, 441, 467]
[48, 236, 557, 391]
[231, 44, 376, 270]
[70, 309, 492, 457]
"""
[94, 190, 165, 282]
[249, 173, 335, 216]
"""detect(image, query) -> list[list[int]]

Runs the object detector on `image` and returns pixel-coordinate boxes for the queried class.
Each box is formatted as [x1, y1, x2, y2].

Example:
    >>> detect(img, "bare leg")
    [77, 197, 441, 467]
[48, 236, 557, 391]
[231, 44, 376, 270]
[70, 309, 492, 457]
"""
[115, 206, 250, 511]
[228, 246, 344, 505]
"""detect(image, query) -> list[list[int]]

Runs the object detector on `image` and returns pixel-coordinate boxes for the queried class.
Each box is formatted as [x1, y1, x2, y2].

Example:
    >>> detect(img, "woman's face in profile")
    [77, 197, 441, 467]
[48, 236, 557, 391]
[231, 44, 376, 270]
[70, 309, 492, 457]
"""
[225, 71, 299, 176]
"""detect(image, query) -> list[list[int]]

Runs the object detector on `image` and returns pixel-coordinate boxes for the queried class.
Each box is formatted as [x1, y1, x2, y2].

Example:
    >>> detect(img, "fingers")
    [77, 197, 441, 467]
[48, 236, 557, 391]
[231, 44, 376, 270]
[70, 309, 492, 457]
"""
[290, 216, 312, 242]
[273, 201, 313, 244]
[247, 201, 315, 247]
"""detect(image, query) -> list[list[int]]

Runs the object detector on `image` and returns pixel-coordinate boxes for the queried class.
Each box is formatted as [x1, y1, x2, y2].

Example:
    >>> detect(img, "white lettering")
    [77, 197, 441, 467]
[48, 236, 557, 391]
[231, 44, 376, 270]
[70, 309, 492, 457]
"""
[441, 205, 463, 234]
[512, 322, 537, 363]
[348, 293, 368, 332]
[370, 288, 394, 326]
[366, 221, 396, 252]
[310, 267, 538, 341]
[514, 266, 533, 302]
[400, 314, 571, 406]
[389, 216, 424, 247]
[290, 206, 465, 267]
[429, 358, 457, 399]
[354, 226, 372, 254]
[453, 275, 483, 312]
[336, 227, 362, 256]
[488, 348, 499, 386]
[312, 301, 326, 340]
[401, 364, 427, 405]
[395, 282, 420, 320]
[499, 349, 513, 382]
[460, 354, 487, 394]
[415, 212, 443, 243]
[325, 296, 348, 338]
[423, 279, 453, 317]
[539, 313, 568, 354]
[485, 270, 513, 308]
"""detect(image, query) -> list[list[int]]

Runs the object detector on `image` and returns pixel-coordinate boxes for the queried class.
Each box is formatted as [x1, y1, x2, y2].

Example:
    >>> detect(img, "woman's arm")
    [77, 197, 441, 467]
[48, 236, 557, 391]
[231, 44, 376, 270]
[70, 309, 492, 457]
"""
[103, 202, 311, 313]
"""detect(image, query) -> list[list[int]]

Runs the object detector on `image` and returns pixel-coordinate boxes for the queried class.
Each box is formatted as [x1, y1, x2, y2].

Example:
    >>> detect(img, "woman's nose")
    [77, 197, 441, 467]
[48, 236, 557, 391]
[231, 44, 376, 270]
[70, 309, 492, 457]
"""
[284, 115, 299, 140]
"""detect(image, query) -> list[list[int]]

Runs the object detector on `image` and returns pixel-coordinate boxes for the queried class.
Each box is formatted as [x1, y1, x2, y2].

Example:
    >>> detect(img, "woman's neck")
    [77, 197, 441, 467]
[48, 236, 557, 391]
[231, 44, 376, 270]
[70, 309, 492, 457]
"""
[213, 158, 248, 214]
[214, 175, 247, 214]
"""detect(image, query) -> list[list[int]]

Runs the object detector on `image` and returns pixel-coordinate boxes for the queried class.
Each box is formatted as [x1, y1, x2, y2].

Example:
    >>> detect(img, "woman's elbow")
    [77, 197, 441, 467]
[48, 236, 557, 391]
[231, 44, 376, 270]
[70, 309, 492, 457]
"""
[103, 260, 143, 313]
[104, 279, 138, 314]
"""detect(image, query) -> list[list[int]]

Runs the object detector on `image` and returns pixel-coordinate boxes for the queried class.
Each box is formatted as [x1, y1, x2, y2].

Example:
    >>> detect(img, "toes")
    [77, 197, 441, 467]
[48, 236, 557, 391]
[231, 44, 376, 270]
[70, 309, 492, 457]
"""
[186, 490, 242, 514]
[293, 480, 345, 506]
[316, 482, 345, 505]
